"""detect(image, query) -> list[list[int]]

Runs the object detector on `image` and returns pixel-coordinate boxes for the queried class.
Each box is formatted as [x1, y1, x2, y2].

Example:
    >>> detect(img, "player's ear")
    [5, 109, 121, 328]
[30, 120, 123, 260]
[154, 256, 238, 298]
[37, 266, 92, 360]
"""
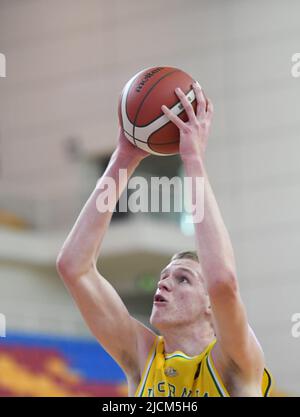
[205, 303, 212, 317]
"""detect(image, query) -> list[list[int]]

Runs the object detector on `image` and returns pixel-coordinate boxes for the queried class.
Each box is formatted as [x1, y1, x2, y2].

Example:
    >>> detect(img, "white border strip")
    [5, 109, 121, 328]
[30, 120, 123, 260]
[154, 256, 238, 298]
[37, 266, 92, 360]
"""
[207, 354, 228, 397]
[136, 338, 158, 397]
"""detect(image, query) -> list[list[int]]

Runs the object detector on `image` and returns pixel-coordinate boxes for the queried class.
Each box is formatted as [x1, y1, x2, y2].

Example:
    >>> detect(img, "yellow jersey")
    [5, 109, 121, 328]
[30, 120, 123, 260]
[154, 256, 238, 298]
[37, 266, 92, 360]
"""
[135, 335, 273, 397]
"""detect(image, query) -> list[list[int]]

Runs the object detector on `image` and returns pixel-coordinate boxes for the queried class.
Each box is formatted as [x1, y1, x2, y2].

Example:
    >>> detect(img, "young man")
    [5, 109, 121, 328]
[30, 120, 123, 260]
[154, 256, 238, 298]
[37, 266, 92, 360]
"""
[56, 83, 273, 397]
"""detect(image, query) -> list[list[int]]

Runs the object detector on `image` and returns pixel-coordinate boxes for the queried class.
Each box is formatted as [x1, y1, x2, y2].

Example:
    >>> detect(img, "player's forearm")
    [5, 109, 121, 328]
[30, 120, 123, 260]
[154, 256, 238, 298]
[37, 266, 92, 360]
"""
[57, 149, 140, 278]
[182, 155, 237, 288]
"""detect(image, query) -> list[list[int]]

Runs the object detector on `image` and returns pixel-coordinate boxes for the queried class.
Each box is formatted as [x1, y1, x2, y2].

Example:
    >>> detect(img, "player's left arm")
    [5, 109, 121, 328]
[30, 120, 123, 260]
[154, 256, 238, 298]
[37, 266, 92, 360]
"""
[161, 83, 264, 377]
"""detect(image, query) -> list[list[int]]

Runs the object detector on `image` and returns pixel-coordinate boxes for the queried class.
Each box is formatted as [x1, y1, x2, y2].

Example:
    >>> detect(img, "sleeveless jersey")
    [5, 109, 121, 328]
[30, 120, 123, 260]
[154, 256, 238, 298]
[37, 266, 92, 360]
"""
[135, 335, 273, 397]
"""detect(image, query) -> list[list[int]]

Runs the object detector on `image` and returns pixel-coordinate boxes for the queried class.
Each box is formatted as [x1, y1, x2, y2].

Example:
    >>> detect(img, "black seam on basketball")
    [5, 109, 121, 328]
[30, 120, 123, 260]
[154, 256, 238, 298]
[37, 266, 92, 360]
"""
[125, 70, 166, 147]
[148, 140, 179, 146]
[124, 128, 178, 146]
[148, 141, 178, 154]
[123, 128, 135, 140]
[124, 128, 150, 144]
[123, 122, 179, 148]
[124, 71, 148, 147]
[132, 69, 180, 137]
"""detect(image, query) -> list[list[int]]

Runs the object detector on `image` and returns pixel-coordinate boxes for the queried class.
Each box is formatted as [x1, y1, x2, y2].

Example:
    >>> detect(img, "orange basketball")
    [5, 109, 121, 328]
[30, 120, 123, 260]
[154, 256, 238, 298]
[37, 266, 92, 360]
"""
[118, 66, 197, 156]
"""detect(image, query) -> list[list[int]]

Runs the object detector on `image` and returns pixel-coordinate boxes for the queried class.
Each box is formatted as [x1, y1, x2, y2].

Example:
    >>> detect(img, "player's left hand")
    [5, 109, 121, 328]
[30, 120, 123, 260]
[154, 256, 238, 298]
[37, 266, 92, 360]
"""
[116, 127, 150, 163]
[161, 82, 213, 161]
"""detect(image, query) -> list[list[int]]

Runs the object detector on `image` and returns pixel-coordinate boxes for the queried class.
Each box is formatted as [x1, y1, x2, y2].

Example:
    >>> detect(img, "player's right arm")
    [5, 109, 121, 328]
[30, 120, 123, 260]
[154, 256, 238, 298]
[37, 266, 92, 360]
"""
[162, 84, 264, 383]
[56, 129, 150, 378]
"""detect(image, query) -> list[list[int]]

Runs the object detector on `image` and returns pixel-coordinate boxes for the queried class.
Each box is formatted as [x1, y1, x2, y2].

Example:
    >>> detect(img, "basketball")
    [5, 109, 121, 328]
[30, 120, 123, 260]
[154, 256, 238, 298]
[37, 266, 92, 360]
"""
[118, 66, 198, 156]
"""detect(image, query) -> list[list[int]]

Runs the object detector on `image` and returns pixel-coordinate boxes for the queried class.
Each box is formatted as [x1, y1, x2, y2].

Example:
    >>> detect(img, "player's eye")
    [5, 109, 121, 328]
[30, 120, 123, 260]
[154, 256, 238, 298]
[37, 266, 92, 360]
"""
[178, 276, 189, 283]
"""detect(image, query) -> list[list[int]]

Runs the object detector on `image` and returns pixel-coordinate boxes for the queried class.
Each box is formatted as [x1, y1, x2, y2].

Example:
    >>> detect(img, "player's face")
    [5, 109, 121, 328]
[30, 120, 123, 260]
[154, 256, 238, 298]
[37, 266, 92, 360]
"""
[150, 258, 210, 331]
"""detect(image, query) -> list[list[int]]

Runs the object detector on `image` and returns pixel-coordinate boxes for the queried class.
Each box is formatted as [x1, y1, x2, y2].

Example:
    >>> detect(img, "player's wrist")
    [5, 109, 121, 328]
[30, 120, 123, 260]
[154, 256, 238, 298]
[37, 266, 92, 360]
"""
[180, 151, 205, 166]
[113, 147, 142, 169]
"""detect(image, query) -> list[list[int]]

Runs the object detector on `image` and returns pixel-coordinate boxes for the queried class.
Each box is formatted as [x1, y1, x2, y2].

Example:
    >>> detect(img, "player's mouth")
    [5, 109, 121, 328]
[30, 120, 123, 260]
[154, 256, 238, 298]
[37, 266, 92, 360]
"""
[154, 294, 168, 305]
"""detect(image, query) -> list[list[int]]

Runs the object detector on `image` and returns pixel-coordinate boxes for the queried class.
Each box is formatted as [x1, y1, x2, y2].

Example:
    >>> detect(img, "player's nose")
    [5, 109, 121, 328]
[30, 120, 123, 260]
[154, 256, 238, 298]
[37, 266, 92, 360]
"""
[158, 278, 172, 292]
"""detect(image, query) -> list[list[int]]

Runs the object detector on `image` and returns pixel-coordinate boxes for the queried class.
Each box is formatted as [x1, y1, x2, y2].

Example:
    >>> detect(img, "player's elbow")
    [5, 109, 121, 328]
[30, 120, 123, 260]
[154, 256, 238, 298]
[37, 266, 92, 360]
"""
[56, 252, 83, 283]
[56, 250, 95, 283]
[56, 253, 73, 281]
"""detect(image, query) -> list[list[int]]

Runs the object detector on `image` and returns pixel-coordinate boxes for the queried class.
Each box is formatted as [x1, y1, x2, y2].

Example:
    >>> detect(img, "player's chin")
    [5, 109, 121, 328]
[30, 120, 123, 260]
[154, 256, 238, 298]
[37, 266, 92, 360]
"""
[150, 311, 171, 328]
[150, 312, 163, 327]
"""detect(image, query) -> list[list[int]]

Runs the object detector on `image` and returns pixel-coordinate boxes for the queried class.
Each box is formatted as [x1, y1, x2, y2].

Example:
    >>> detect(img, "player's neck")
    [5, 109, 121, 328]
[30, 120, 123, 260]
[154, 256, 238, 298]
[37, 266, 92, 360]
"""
[161, 321, 215, 357]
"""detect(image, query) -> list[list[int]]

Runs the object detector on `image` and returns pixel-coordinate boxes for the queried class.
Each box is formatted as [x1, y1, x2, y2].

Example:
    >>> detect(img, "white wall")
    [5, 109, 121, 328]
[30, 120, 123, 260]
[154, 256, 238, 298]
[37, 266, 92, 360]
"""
[0, 0, 300, 393]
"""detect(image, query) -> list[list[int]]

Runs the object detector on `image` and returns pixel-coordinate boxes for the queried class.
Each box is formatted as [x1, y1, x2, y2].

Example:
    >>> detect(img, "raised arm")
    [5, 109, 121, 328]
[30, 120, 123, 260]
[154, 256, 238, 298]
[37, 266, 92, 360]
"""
[56, 129, 154, 378]
[162, 84, 264, 379]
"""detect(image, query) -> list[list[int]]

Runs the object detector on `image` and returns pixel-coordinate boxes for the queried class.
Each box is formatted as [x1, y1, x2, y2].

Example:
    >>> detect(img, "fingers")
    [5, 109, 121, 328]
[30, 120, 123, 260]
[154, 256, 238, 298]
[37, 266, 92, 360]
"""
[175, 87, 198, 124]
[206, 97, 214, 119]
[162, 84, 214, 129]
[193, 82, 207, 119]
[161, 105, 187, 130]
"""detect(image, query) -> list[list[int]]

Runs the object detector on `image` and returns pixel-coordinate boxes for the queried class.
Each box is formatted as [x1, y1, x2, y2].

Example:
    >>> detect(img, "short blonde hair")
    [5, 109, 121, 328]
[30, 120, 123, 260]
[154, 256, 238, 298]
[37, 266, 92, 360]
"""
[171, 250, 199, 263]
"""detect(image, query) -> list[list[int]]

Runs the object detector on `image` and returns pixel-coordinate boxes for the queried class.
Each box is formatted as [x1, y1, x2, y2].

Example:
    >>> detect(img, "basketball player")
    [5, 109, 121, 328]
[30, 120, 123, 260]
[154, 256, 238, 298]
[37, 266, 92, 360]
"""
[56, 82, 273, 397]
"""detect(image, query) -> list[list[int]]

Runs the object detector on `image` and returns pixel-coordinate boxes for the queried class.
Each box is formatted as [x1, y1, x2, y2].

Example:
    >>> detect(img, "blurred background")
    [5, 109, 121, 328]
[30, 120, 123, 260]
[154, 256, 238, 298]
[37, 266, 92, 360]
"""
[0, 0, 299, 397]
